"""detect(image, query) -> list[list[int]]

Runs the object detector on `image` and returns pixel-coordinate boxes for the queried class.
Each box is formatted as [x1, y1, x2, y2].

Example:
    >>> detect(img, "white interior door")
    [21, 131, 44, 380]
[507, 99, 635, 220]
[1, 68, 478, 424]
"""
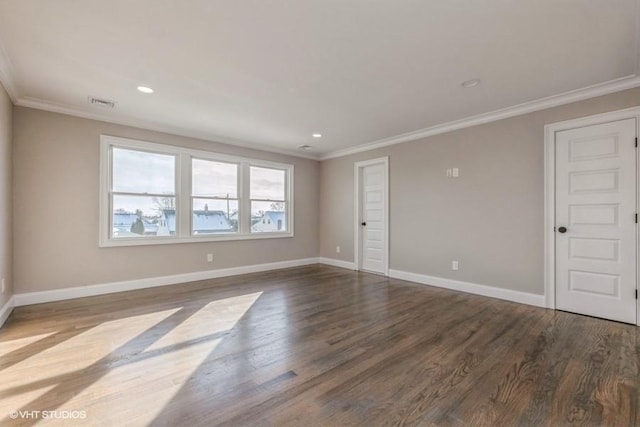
[555, 118, 637, 324]
[357, 160, 388, 274]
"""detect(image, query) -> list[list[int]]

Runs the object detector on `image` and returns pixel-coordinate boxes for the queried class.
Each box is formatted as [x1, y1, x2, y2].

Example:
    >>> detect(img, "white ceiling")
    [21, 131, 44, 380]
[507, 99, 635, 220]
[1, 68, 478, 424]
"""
[0, 1, 638, 159]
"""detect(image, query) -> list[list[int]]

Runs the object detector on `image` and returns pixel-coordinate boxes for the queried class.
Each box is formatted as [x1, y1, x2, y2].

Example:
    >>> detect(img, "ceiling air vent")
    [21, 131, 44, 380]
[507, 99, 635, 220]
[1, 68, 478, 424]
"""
[297, 145, 312, 151]
[88, 96, 116, 109]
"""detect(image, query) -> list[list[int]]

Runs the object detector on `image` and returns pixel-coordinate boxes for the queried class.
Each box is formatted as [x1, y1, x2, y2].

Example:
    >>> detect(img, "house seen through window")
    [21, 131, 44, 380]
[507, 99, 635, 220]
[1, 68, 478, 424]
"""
[191, 158, 239, 235]
[102, 136, 293, 246]
[250, 166, 287, 233]
[111, 147, 176, 238]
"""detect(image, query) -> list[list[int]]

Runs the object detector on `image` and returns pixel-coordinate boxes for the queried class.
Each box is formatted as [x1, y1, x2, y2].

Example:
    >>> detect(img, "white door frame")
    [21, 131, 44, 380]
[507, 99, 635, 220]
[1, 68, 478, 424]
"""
[354, 157, 389, 275]
[544, 106, 640, 325]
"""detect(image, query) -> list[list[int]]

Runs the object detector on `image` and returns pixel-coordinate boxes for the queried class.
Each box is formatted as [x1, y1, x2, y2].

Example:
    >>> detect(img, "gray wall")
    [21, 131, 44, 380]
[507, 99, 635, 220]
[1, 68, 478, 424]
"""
[9, 87, 640, 297]
[0, 83, 12, 307]
[13, 107, 320, 293]
[320, 87, 640, 295]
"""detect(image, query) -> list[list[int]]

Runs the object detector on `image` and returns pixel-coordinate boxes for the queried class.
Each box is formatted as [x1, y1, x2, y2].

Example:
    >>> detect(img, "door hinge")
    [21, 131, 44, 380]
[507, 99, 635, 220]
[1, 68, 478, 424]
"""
[636, 213, 638, 224]
[636, 289, 638, 299]
[636, 137, 638, 148]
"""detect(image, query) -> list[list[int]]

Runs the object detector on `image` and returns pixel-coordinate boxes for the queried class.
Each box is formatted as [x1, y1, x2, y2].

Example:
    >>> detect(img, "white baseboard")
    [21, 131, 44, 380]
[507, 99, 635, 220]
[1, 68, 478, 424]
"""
[388, 269, 546, 308]
[10, 259, 545, 311]
[318, 257, 356, 270]
[0, 296, 15, 328]
[14, 258, 319, 307]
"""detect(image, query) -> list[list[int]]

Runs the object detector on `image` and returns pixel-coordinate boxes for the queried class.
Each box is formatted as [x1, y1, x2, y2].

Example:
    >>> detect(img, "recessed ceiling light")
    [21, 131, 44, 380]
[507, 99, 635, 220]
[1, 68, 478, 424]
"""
[137, 86, 154, 94]
[312, 133, 322, 138]
[461, 79, 481, 88]
[298, 145, 313, 151]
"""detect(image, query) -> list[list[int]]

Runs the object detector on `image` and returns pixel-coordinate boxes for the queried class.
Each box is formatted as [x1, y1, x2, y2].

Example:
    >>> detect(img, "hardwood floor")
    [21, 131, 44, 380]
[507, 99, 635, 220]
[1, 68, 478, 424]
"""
[0, 265, 638, 426]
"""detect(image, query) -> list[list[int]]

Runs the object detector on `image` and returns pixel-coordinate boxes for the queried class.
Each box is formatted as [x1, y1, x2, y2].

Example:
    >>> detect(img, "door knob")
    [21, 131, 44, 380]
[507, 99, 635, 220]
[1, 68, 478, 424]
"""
[558, 226, 567, 233]
[361, 222, 367, 226]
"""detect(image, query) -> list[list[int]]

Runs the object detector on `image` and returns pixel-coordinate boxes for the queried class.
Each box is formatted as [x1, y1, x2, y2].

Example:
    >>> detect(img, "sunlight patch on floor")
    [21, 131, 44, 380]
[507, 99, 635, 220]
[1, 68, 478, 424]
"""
[146, 292, 263, 352]
[67, 292, 263, 425]
[72, 336, 225, 425]
[1, 308, 181, 383]
[0, 332, 57, 357]
[0, 384, 58, 417]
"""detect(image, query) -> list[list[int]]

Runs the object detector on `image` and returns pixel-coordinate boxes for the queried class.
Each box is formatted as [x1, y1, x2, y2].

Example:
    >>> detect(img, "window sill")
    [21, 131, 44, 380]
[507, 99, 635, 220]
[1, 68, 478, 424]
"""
[99, 232, 294, 248]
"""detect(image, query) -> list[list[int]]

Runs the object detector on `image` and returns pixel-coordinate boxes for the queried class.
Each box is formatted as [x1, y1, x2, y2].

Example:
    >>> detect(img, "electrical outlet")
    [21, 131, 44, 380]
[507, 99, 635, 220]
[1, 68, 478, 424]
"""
[207, 254, 213, 263]
[446, 168, 452, 178]
[451, 261, 459, 271]
[336, 246, 341, 254]
[452, 168, 459, 178]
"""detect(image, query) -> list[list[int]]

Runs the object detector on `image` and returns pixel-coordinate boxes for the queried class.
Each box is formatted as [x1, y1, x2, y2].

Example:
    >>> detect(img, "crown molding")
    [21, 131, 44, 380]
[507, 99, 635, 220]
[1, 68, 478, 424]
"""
[320, 74, 640, 160]
[15, 96, 320, 160]
[0, 38, 318, 160]
[12, 73, 640, 163]
[4, 45, 639, 163]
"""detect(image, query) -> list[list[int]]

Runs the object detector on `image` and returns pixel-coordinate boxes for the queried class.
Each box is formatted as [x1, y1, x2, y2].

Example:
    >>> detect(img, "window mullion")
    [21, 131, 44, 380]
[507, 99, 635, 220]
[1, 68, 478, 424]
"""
[178, 153, 191, 237]
[287, 166, 293, 235]
[240, 162, 251, 234]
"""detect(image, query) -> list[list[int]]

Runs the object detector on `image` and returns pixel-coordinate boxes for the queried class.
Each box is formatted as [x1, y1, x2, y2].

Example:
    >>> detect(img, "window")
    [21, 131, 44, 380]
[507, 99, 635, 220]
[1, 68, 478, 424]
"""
[250, 166, 287, 233]
[111, 148, 176, 239]
[100, 135, 293, 246]
[191, 159, 238, 235]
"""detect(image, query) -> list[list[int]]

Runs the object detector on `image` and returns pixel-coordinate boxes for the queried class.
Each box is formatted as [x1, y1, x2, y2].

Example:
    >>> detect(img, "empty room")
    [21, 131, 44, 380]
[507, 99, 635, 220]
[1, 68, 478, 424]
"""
[1, 1, 640, 426]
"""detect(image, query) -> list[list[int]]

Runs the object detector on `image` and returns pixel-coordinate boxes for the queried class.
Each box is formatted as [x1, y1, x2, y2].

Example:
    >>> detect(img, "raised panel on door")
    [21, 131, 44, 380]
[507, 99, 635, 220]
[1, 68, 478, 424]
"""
[568, 237, 619, 262]
[555, 118, 637, 324]
[569, 169, 619, 193]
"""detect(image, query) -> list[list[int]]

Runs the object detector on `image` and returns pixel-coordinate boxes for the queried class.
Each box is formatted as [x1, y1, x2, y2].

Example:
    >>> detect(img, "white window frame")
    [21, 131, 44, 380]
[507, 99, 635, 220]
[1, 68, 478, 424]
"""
[249, 165, 291, 234]
[191, 157, 240, 236]
[99, 135, 294, 247]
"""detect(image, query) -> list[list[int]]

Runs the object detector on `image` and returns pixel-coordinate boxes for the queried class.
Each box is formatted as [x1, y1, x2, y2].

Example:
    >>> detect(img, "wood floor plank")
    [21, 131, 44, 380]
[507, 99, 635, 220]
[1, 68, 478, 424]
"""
[0, 265, 639, 426]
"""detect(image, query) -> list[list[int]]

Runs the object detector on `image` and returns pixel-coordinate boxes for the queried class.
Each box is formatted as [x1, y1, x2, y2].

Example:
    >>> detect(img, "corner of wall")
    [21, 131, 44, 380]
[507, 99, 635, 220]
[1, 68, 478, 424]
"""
[0, 295, 14, 328]
[0, 80, 14, 328]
